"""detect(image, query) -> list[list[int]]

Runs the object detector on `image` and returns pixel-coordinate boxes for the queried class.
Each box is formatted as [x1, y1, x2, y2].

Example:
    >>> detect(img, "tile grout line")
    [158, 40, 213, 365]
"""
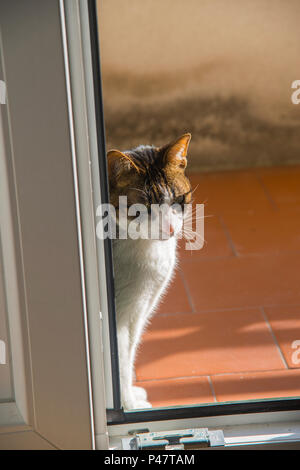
[260, 306, 289, 369]
[208, 367, 300, 377]
[255, 172, 278, 210]
[218, 215, 239, 257]
[179, 269, 196, 313]
[181, 254, 234, 264]
[207, 375, 218, 403]
[158, 303, 300, 317]
[135, 367, 299, 384]
[182, 250, 300, 265]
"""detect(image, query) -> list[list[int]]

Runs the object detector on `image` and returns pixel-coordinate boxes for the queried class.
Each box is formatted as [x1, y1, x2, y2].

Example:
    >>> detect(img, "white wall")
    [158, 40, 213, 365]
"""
[98, 0, 300, 171]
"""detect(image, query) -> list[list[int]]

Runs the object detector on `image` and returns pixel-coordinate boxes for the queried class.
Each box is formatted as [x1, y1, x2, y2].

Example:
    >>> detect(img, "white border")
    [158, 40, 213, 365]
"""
[59, 0, 96, 448]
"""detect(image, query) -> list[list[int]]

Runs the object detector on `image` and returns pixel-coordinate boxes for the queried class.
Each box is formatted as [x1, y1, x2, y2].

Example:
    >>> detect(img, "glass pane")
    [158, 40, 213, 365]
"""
[97, 0, 300, 411]
[0, 248, 13, 401]
[0, 71, 13, 402]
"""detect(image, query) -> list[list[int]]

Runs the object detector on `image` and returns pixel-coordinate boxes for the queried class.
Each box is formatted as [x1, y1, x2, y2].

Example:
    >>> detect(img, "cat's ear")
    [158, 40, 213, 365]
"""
[107, 149, 140, 181]
[163, 133, 191, 170]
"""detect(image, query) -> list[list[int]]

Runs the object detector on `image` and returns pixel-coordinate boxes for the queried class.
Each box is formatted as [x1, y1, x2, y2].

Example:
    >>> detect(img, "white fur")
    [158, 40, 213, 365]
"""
[113, 234, 178, 410]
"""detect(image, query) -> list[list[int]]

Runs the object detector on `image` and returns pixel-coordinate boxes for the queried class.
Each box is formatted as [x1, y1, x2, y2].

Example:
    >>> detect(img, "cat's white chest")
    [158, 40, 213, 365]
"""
[129, 237, 176, 283]
[113, 237, 177, 318]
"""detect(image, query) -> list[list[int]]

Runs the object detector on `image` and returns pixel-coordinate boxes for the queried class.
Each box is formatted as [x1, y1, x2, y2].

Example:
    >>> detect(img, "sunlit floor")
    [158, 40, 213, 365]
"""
[135, 165, 300, 407]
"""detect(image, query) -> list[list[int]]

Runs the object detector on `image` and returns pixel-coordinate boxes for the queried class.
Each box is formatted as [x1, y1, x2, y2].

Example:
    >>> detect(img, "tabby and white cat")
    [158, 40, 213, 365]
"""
[107, 133, 192, 410]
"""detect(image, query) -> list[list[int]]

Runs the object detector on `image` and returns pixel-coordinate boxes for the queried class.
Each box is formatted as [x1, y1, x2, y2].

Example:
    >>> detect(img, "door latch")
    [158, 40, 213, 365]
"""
[124, 428, 225, 450]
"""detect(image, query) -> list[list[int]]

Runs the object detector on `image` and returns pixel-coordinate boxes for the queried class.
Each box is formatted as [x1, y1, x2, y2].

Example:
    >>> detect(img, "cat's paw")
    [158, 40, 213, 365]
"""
[134, 399, 152, 409]
[132, 385, 148, 401]
[122, 398, 152, 410]
[122, 393, 152, 410]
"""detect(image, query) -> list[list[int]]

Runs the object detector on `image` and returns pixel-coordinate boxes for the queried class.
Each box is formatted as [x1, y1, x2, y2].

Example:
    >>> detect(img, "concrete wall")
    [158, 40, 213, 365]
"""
[98, 0, 300, 172]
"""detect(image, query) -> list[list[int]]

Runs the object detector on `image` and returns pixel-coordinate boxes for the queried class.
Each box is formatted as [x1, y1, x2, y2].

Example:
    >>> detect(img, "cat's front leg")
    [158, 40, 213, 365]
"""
[131, 386, 152, 409]
[129, 316, 152, 409]
[117, 322, 151, 409]
[132, 385, 148, 401]
[117, 325, 137, 410]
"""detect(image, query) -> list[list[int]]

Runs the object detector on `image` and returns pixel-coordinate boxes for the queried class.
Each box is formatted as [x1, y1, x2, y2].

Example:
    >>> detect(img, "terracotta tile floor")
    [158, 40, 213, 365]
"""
[135, 165, 300, 408]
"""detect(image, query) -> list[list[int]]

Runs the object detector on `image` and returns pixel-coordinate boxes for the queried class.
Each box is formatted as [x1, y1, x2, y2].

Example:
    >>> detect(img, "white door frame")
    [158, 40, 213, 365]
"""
[0, 0, 109, 449]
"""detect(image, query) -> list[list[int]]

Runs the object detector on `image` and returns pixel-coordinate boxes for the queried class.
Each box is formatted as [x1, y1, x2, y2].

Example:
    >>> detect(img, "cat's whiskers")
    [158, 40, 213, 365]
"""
[184, 213, 212, 220]
[129, 187, 148, 197]
[182, 234, 206, 252]
[181, 227, 205, 241]
[181, 226, 206, 247]
[190, 184, 199, 195]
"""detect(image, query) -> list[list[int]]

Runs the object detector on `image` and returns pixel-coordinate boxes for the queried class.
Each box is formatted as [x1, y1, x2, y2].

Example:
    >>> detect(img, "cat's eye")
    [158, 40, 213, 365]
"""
[175, 195, 185, 206]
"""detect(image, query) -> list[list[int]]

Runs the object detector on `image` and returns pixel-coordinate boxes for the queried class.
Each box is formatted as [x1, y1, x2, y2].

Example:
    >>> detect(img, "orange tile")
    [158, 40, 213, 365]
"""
[178, 213, 234, 260]
[257, 165, 300, 207]
[135, 377, 215, 407]
[182, 253, 300, 311]
[264, 306, 300, 369]
[187, 170, 273, 215]
[135, 309, 284, 381]
[222, 207, 300, 255]
[133, 167, 300, 402]
[212, 370, 300, 402]
[156, 271, 192, 315]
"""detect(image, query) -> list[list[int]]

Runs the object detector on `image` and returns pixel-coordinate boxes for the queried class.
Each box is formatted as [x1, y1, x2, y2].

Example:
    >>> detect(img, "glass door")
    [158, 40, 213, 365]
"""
[95, 0, 300, 422]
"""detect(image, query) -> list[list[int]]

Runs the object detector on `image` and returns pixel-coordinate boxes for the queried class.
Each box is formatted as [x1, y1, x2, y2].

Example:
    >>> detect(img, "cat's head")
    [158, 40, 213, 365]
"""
[107, 133, 192, 240]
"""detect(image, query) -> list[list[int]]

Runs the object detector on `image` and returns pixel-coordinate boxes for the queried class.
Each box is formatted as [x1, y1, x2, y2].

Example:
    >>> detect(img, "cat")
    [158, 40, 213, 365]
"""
[107, 133, 192, 410]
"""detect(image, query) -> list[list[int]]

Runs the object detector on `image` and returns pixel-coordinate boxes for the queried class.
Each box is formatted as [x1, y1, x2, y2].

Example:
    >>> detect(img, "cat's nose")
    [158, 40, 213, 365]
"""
[169, 223, 175, 235]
